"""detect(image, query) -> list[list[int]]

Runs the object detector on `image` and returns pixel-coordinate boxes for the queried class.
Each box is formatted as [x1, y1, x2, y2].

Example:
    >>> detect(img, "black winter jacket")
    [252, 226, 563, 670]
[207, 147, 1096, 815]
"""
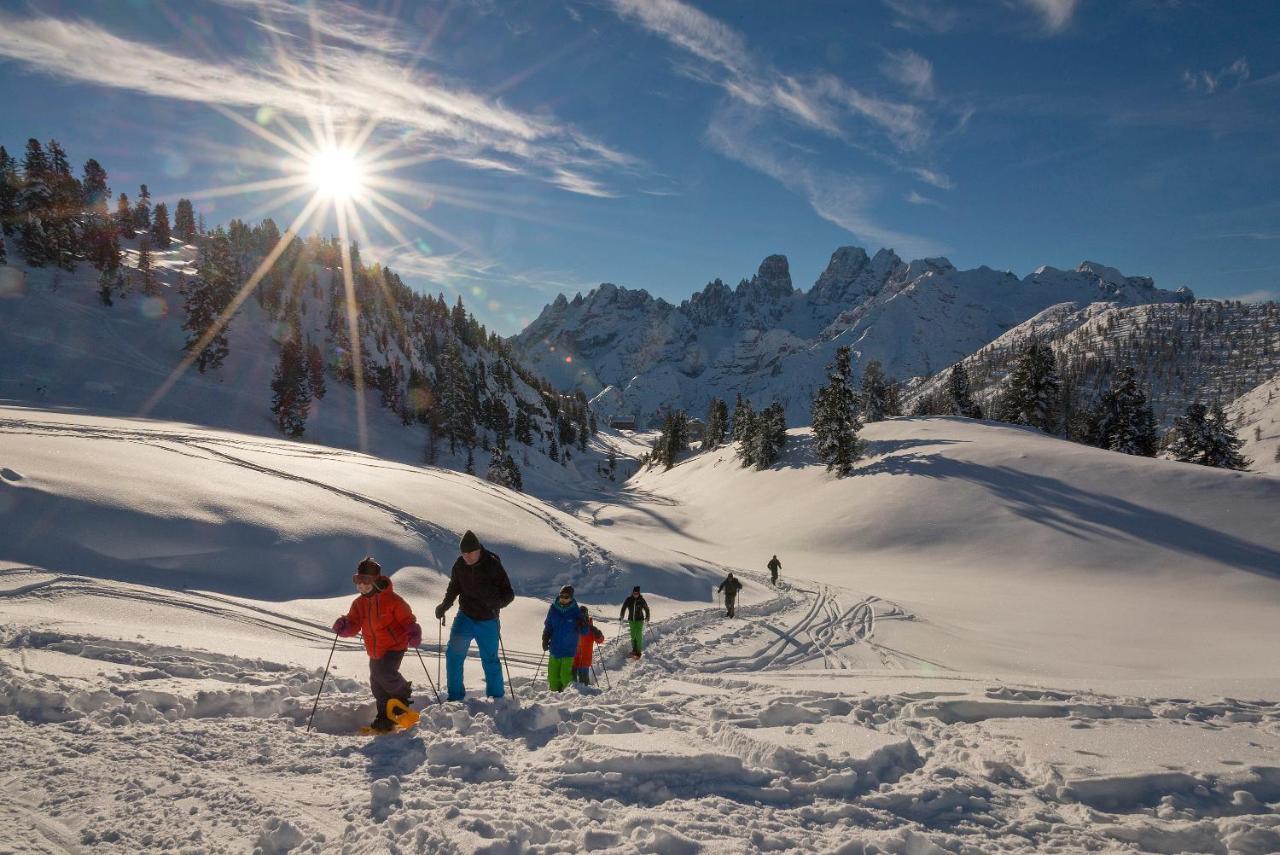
[619, 594, 650, 622]
[717, 576, 743, 597]
[440, 549, 515, 622]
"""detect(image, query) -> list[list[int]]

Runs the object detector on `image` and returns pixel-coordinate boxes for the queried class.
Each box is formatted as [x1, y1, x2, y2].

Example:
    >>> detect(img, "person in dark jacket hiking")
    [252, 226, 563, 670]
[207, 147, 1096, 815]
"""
[717, 572, 744, 618]
[618, 586, 650, 658]
[543, 585, 589, 691]
[768, 555, 782, 587]
[333, 557, 422, 732]
[573, 606, 606, 685]
[435, 530, 516, 701]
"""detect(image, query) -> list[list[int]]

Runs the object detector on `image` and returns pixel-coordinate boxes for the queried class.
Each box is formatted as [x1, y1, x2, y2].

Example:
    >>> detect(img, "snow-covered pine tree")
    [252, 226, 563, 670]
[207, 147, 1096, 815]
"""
[441, 341, 475, 453]
[174, 198, 196, 243]
[548, 434, 560, 462]
[465, 448, 475, 475]
[860, 360, 890, 423]
[1167, 402, 1249, 470]
[1085, 366, 1158, 456]
[151, 201, 171, 248]
[270, 336, 310, 438]
[652, 409, 688, 470]
[946, 363, 982, 418]
[703, 397, 728, 450]
[182, 228, 237, 373]
[45, 140, 80, 271]
[746, 402, 787, 470]
[133, 184, 151, 233]
[17, 139, 54, 267]
[485, 440, 523, 492]
[811, 344, 862, 476]
[0, 146, 17, 238]
[994, 340, 1062, 433]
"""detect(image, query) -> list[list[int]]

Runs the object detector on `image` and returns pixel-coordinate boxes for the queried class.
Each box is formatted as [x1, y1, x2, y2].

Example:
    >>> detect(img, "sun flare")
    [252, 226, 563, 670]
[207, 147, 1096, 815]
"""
[308, 147, 364, 199]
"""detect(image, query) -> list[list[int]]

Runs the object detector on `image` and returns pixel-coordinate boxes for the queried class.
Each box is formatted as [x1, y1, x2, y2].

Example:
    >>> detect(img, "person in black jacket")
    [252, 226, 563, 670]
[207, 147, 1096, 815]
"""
[717, 572, 744, 617]
[618, 586, 650, 658]
[434, 530, 515, 700]
[768, 555, 782, 587]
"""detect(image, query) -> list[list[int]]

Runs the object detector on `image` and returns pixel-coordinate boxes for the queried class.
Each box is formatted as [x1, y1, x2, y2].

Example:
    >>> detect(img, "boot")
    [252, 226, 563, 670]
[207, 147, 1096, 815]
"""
[369, 716, 395, 733]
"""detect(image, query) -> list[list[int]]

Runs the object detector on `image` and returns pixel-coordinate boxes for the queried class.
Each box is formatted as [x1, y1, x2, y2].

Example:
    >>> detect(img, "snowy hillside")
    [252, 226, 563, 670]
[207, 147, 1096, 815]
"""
[907, 299, 1280, 434]
[511, 247, 1189, 427]
[3, 406, 1279, 852]
[0, 243, 620, 498]
[1228, 374, 1280, 477]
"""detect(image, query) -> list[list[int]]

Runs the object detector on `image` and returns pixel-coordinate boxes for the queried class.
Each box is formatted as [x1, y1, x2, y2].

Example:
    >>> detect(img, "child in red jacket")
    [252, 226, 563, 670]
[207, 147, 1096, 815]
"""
[572, 606, 605, 685]
[332, 557, 422, 731]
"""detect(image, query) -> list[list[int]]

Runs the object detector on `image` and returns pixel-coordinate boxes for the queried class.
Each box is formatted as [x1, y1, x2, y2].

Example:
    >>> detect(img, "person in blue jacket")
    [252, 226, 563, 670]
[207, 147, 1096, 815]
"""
[542, 585, 589, 691]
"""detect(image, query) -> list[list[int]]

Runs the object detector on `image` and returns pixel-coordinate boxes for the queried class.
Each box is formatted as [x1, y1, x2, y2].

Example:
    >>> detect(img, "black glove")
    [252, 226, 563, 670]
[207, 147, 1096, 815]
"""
[434, 603, 447, 621]
[541, 632, 550, 651]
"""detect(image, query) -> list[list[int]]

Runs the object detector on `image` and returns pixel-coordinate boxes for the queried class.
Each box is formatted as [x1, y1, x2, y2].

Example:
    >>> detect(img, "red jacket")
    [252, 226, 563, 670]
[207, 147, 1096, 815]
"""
[572, 619, 605, 668]
[340, 579, 415, 659]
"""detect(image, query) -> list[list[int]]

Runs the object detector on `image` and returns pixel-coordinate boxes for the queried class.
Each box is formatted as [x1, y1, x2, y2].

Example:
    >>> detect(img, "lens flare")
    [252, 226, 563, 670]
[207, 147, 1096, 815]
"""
[308, 147, 364, 200]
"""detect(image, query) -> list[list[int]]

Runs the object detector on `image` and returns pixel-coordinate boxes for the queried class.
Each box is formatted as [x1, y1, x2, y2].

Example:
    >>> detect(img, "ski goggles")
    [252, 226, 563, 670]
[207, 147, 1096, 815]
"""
[352, 574, 379, 586]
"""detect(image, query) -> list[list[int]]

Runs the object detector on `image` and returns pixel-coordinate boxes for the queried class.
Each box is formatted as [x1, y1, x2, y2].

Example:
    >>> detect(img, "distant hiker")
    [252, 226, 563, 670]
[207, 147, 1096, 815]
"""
[332, 557, 422, 732]
[619, 585, 650, 658]
[573, 606, 606, 685]
[768, 555, 782, 587]
[434, 530, 516, 701]
[542, 585, 589, 691]
[717, 572, 744, 618]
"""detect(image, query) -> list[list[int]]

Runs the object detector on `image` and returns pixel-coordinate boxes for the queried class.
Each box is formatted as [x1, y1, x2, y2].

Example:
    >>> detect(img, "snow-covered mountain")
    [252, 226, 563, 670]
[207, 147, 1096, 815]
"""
[907, 298, 1280, 434]
[1228, 373, 1280, 477]
[511, 247, 1191, 427]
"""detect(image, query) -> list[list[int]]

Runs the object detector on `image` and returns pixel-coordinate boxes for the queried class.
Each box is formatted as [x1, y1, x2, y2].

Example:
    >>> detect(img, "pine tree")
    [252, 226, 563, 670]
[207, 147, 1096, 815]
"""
[306, 341, 327, 400]
[151, 201, 171, 248]
[860, 360, 890, 423]
[81, 159, 119, 273]
[1167, 403, 1249, 470]
[136, 237, 157, 295]
[465, 448, 475, 475]
[17, 139, 54, 266]
[270, 336, 311, 437]
[652, 410, 688, 470]
[946, 363, 982, 418]
[441, 341, 474, 453]
[745, 402, 787, 469]
[485, 440, 523, 492]
[1085, 366, 1157, 456]
[731, 394, 754, 444]
[133, 184, 151, 232]
[115, 192, 133, 238]
[549, 434, 560, 462]
[812, 344, 863, 476]
[183, 228, 237, 373]
[0, 234, 7, 265]
[174, 198, 196, 242]
[0, 146, 17, 237]
[994, 341, 1062, 433]
[703, 397, 728, 450]
[45, 140, 80, 271]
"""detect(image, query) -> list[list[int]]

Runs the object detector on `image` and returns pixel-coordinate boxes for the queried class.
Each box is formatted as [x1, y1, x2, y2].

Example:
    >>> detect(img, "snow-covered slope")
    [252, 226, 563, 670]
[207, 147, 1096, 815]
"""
[1228, 373, 1280, 476]
[3, 406, 1279, 852]
[511, 247, 1189, 427]
[908, 298, 1280, 433]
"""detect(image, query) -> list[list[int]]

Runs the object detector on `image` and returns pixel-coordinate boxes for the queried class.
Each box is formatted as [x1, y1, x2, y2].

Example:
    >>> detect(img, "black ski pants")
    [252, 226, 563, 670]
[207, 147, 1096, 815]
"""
[369, 650, 411, 719]
[725, 595, 737, 618]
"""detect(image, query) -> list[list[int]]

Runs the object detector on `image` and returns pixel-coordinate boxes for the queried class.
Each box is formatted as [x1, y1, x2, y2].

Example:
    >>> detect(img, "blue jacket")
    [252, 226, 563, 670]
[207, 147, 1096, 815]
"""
[543, 599, 588, 658]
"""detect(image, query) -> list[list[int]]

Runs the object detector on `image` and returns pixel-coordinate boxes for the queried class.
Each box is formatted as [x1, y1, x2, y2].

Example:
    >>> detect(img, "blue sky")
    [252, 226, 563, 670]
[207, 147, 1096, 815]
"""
[1, 0, 1277, 334]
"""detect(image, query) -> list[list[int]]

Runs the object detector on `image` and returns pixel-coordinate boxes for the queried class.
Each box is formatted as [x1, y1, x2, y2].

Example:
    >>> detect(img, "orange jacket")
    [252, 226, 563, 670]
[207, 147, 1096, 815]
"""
[342, 579, 416, 659]
[572, 619, 605, 668]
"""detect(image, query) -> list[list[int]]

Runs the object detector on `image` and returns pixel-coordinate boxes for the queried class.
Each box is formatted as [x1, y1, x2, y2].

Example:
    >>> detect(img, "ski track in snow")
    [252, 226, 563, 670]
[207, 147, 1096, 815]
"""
[4, 565, 1279, 853]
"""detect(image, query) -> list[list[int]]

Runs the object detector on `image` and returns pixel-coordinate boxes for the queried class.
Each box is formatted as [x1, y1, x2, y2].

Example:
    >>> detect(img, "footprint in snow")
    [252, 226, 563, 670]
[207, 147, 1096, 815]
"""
[0, 468, 23, 482]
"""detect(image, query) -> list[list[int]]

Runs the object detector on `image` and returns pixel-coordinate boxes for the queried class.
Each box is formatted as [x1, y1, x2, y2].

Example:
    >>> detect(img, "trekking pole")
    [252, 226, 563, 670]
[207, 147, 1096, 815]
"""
[529, 650, 546, 699]
[498, 632, 516, 700]
[597, 656, 611, 690]
[305, 633, 339, 734]
[437, 617, 444, 692]
[413, 648, 443, 705]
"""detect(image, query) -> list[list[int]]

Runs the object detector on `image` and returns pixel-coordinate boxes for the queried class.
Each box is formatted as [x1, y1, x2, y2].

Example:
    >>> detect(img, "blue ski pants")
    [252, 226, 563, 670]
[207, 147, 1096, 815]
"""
[446, 613, 504, 700]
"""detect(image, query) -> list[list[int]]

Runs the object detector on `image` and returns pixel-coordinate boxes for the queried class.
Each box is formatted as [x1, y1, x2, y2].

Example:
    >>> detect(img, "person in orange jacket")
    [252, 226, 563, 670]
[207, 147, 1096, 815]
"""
[572, 606, 605, 685]
[332, 557, 422, 732]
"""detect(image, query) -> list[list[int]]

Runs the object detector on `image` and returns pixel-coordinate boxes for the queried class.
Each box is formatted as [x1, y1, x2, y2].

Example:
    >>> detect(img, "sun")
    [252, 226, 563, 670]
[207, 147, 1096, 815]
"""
[308, 147, 364, 199]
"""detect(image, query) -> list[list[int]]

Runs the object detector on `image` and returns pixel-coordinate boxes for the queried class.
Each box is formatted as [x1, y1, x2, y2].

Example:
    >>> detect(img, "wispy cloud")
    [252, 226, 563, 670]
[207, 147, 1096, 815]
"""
[1182, 57, 1250, 95]
[1022, 0, 1079, 34]
[911, 166, 955, 190]
[881, 49, 935, 99]
[0, 10, 637, 198]
[1221, 288, 1278, 304]
[883, 0, 961, 33]
[905, 190, 944, 208]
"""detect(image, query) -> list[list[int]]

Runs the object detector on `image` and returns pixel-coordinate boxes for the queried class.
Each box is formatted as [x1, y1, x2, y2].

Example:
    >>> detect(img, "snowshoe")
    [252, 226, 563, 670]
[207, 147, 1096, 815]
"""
[386, 697, 420, 729]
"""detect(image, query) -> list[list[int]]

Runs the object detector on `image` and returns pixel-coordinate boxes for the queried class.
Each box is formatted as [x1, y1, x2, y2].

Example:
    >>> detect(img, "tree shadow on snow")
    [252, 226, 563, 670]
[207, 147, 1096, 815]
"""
[854, 451, 1280, 580]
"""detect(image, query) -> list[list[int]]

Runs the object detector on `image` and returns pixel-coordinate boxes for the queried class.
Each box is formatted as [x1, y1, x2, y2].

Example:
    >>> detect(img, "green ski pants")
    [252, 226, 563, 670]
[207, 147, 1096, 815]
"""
[629, 620, 644, 654]
[547, 656, 575, 691]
